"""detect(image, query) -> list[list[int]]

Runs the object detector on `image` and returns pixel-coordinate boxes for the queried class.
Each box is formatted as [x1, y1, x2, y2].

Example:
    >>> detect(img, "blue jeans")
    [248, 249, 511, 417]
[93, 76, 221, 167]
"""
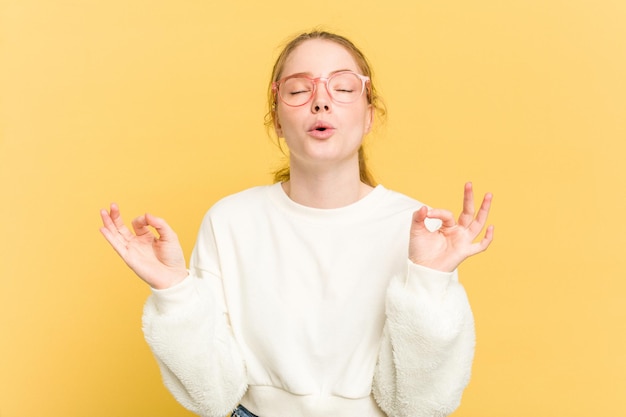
[231, 404, 259, 417]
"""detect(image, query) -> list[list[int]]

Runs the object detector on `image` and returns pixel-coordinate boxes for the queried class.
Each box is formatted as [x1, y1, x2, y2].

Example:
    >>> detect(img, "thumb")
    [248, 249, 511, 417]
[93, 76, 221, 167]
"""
[410, 206, 430, 234]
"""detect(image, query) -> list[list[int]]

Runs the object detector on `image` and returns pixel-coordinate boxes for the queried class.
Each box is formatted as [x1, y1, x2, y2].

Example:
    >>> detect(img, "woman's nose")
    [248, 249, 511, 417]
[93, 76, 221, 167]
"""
[311, 82, 332, 113]
[312, 102, 330, 112]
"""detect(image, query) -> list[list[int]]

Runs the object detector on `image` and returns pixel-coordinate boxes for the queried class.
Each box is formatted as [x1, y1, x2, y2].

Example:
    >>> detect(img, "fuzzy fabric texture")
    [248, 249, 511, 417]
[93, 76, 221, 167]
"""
[373, 265, 475, 417]
[143, 276, 247, 417]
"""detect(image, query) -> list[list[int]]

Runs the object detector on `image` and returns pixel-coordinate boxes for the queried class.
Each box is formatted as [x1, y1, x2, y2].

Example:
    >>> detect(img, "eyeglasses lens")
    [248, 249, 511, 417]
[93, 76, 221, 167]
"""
[280, 73, 363, 106]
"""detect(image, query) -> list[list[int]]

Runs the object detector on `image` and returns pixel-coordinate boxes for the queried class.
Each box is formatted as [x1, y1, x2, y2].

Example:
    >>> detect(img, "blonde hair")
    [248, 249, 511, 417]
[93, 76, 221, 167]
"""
[264, 30, 386, 186]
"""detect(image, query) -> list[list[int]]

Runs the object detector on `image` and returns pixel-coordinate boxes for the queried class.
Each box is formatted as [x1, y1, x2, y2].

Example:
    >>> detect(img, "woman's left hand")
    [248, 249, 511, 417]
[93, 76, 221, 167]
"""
[409, 182, 494, 272]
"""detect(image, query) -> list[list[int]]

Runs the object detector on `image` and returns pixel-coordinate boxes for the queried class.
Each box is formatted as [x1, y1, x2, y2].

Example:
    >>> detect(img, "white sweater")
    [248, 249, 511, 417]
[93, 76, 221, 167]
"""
[142, 184, 475, 417]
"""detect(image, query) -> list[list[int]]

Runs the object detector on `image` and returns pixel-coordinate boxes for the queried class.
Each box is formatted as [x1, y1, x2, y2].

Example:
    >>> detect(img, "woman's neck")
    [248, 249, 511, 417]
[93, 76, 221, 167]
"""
[282, 167, 374, 209]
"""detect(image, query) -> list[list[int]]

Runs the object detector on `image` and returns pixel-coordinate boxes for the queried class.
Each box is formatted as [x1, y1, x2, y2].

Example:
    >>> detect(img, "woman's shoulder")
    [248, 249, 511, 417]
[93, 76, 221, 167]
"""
[204, 184, 276, 218]
[376, 185, 426, 212]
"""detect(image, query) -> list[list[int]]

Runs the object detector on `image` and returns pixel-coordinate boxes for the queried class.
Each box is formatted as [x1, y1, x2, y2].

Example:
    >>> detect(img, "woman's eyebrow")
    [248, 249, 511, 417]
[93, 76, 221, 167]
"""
[283, 69, 355, 78]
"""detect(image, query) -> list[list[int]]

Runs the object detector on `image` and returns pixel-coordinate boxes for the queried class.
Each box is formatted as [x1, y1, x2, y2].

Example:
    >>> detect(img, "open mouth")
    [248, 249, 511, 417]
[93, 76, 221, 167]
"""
[308, 121, 335, 138]
[310, 121, 334, 132]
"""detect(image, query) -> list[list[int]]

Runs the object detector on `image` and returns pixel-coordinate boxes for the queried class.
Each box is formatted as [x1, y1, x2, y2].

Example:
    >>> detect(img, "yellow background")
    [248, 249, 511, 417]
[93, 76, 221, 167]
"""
[1, 0, 625, 416]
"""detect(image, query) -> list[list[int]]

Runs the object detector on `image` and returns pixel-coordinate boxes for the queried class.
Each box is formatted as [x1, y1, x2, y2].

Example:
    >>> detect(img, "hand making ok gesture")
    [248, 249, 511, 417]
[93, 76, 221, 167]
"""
[99, 204, 188, 289]
[409, 182, 494, 272]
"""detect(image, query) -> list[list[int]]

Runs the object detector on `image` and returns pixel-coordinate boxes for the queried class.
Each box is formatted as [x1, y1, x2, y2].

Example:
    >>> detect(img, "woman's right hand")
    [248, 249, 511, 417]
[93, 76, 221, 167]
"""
[99, 203, 188, 290]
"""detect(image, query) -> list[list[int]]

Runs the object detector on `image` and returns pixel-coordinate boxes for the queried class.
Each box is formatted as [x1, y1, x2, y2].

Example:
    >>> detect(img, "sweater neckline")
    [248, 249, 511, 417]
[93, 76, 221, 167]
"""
[266, 182, 388, 224]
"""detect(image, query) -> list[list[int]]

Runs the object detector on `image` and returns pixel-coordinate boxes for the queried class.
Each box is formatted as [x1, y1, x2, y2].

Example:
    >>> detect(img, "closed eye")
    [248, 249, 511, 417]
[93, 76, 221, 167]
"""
[289, 90, 310, 96]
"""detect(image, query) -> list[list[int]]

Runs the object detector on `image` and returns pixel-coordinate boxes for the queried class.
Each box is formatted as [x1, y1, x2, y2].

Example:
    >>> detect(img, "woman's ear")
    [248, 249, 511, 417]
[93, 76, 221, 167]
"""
[273, 111, 283, 138]
[364, 105, 374, 134]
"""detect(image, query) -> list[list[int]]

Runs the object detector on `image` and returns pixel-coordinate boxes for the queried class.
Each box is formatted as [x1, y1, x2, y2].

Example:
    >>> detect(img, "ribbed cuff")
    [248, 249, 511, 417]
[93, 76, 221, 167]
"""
[405, 260, 456, 294]
[150, 272, 197, 314]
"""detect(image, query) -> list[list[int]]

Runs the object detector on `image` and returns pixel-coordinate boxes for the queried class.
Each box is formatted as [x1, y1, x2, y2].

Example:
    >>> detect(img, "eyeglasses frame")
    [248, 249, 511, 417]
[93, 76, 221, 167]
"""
[272, 71, 371, 107]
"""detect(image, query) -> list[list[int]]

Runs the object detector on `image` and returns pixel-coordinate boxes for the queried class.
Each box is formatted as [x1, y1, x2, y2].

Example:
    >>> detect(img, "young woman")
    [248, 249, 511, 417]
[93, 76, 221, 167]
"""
[100, 31, 494, 417]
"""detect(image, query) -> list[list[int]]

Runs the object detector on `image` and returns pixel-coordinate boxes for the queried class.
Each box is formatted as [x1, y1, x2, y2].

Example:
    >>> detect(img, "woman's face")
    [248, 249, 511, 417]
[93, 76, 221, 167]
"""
[274, 39, 373, 173]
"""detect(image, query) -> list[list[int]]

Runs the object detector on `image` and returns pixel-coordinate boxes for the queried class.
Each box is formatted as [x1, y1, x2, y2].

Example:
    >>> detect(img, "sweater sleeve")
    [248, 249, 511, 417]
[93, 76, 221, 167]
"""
[372, 260, 475, 417]
[141, 214, 247, 417]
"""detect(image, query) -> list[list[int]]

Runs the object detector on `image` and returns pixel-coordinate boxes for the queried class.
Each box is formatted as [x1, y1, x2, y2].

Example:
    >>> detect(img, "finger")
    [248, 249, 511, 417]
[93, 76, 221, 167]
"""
[458, 182, 475, 227]
[100, 207, 114, 230]
[131, 214, 156, 238]
[100, 206, 125, 240]
[475, 193, 493, 225]
[468, 193, 493, 235]
[426, 207, 457, 229]
[469, 224, 495, 255]
[104, 203, 135, 241]
[108, 203, 124, 227]
[99, 213, 135, 260]
[99, 224, 128, 256]
[145, 213, 178, 242]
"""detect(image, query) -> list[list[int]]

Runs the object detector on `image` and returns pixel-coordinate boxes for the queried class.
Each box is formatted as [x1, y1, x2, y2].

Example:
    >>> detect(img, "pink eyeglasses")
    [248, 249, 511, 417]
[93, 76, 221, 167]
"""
[272, 71, 370, 107]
